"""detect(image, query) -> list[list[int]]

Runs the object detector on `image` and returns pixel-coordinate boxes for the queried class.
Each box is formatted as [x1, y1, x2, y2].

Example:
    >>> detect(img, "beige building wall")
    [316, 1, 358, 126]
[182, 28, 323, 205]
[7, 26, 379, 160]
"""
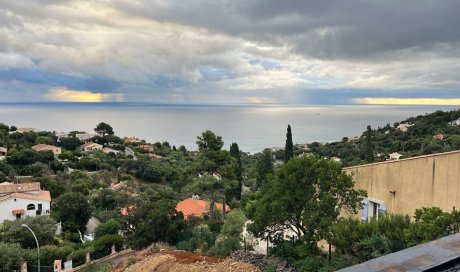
[344, 150, 460, 219]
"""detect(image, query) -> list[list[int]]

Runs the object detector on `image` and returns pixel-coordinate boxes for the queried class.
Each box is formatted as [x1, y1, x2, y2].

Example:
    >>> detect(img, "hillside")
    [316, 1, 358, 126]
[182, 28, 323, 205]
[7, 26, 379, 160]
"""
[307, 109, 460, 166]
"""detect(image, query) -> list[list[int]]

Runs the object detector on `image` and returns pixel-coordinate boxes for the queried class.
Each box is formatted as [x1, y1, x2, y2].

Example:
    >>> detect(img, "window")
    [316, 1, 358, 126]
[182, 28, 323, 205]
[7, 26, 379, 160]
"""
[361, 197, 386, 222]
[27, 204, 36, 210]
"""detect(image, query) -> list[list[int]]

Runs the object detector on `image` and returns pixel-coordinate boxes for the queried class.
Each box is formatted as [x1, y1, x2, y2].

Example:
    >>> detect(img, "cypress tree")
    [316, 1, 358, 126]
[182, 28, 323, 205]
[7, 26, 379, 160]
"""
[230, 142, 243, 199]
[365, 125, 374, 163]
[285, 124, 294, 162]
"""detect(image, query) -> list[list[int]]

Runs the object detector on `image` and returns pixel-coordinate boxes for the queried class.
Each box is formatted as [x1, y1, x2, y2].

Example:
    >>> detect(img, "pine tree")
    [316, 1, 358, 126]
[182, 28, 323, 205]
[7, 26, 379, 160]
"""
[230, 142, 243, 200]
[285, 124, 294, 162]
[365, 125, 374, 163]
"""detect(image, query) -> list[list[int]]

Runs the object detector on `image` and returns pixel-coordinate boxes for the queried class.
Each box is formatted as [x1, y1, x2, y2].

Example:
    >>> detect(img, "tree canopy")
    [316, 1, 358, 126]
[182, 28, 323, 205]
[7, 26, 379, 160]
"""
[94, 122, 114, 138]
[247, 155, 366, 251]
[52, 192, 93, 233]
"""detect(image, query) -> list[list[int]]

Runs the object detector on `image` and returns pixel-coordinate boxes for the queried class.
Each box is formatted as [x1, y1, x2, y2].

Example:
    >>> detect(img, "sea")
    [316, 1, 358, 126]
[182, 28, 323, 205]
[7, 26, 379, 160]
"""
[0, 103, 456, 153]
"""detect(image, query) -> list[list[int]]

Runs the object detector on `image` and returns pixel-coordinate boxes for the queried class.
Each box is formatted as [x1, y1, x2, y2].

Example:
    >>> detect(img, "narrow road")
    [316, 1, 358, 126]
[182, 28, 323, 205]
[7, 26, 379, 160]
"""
[125, 147, 137, 160]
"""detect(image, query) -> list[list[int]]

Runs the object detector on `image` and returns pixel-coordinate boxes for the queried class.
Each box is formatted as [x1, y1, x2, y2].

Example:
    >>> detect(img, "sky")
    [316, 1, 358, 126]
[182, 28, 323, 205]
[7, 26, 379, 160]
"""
[1, 0, 460, 105]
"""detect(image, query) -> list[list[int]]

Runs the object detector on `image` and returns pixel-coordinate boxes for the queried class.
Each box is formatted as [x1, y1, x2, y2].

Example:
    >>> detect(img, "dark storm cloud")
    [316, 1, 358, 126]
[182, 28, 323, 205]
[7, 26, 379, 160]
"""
[113, 0, 460, 60]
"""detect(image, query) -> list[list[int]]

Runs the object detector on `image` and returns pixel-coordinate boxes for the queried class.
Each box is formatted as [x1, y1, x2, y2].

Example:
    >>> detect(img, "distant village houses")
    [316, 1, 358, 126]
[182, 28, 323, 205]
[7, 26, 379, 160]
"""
[397, 123, 412, 132]
[75, 132, 93, 141]
[15, 128, 38, 134]
[32, 144, 62, 156]
[102, 147, 121, 155]
[139, 144, 153, 151]
[81, 142, 103, 152]
[124, 136, 141, 144]
[388, 152, 402, 160]
[54, 132, 69, 139]
[0, 182, 51, 223]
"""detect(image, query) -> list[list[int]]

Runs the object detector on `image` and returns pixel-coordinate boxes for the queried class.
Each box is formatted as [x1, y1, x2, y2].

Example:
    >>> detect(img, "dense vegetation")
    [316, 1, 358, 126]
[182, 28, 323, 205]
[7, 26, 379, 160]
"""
[306, 109, 460, 166]
[1, 109, 460, 271]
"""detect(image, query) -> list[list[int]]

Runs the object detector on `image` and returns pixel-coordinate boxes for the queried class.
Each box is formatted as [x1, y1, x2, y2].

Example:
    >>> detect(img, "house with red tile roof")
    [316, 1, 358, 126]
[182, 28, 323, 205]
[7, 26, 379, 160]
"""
[32, 144, 62, 156]
[176, 196, 230, 219]
[0, 182, 51, 223]
[124, 136, 141, 143]
[81, 142, 103, 152]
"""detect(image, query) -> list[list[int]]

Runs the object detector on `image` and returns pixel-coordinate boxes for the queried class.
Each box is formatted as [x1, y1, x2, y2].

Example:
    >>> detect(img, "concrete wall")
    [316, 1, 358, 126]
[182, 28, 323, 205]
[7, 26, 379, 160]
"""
[0, 197, 51, 223]
[344, 150, 460, 219]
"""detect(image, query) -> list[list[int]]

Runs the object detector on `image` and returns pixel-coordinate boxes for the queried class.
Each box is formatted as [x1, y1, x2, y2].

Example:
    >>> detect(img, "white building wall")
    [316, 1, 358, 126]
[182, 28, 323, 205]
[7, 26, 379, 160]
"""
[0, 197, 51, 223]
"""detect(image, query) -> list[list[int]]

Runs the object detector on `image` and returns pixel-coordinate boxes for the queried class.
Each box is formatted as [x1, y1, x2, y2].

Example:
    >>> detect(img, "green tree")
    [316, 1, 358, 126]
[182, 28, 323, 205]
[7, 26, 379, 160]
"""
[404, 207, 458, 246]
[60, 137, 81, 151]
[365, 125, 374, 163]
[195, 130, 238, 207]
[1, 216, 57, 249]
[230, 143, 243, 200]
[247, 156, 366, 252]
[94, 122, 114, 138]
[95, 219, 119, 239]
[285, 125, 294, 162]
[123, 198, 186, 249]
[256, 149, 273, 189]
[52, 192, 93, 233]
[0, 242, 25, 272]
[197, 130, 224, 152]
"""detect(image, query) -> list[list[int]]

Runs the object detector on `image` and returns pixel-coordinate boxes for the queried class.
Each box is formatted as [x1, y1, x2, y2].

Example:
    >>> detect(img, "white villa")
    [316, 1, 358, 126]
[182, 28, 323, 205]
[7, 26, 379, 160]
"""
[75, 132, 92, 141]
[0, 182, 51, 223]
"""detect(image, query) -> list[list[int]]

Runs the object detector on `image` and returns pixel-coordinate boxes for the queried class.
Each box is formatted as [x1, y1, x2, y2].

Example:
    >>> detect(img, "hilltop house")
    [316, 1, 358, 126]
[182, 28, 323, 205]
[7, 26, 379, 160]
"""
[176, 196, 230, 219]
[81, 142, 103, 152]
[0, 147, 7, 160]
[75, 132, 92, 141]
[15, 128, 38, 134]
[139, 144, 153, 151]
[32, 144, 62, 156]
[397, 123, 412, 132]
[389, 152, 402, 160]
[124, 136, 141, 144]
[102, 147, 121, 155]
[0, 182, 51, 223]
[54, 132, 69, 139]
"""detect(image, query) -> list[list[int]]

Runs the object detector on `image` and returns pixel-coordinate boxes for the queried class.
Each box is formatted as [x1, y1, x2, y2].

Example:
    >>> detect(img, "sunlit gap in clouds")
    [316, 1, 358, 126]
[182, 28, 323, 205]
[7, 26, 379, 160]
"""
[45, 87, 125, 103]
[354, 97, 460, 106]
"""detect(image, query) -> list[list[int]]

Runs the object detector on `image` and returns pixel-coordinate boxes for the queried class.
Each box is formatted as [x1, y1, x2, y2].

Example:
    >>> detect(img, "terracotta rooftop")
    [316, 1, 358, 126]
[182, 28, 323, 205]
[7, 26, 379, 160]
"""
[176, 197, 230, 219]
[0, 182, 41, 194]
[32, 144, 61, 153]
[81, 142, 101, 148]
[0, 190, 51, 202]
